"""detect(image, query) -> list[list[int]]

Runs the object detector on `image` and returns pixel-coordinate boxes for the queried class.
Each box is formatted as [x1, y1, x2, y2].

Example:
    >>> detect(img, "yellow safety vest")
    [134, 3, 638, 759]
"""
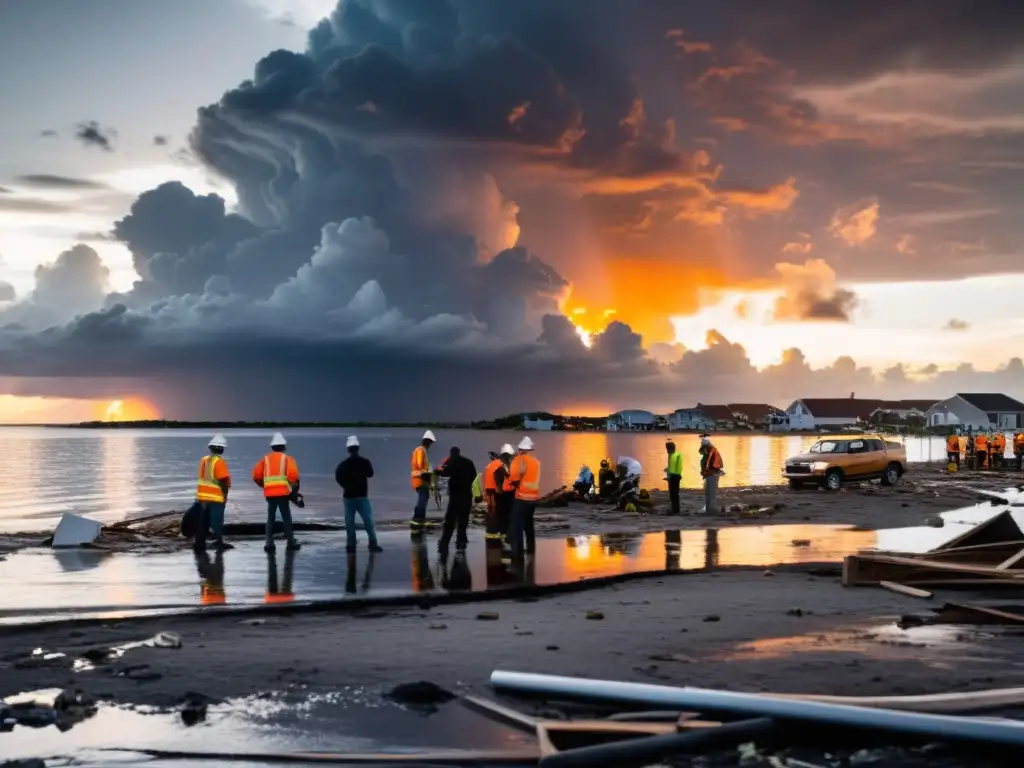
[196, 455, 225, 503]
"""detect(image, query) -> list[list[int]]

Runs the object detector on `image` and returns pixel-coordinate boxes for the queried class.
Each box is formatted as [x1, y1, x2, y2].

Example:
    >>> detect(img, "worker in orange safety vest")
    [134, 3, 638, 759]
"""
[409, 430, 436, 531]
[253, 432, 301, 553]
[699, 436, 724, 514]
[974, 431, 989, 469]
[991, 431, 1007, 469]
[195, 433, 232, 551]
[945, 432, 961, 467]
[482, 444, 514, 540]
[1014, 432, 1024, 470]
[505, 437, 541, 559]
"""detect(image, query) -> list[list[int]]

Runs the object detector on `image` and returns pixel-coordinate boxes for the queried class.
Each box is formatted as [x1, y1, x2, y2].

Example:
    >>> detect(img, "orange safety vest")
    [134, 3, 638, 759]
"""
[701, 447, 723, 476]
[509, 454, 541, 501]
[261, 452, 294, 498]
[945, 435, 960, 452]
[1014, 433, 1024, 453]
[975, 435, 988, 451]
[196, 455, 227, 503]
[410, 445, 431, 489]
[483, 458, 503, 493]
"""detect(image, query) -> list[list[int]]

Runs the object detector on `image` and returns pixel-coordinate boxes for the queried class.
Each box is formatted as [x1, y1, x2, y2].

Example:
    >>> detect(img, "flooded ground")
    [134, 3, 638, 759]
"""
[0, 524, 884, 623]
[1, 686, 530, 765]
[0, 426, 971, 532]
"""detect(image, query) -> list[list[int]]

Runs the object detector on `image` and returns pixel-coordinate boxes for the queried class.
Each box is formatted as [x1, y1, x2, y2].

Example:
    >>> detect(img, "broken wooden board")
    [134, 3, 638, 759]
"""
[461, 695, 539, 732]
[882, 539, 1024, 566]
[535, 717, 721, 757]
[900, 578, 1024, 590]
[933, 602, 1024, 625]
[842, 553, 1024, 587]
[997, 548, 1024, 571]
[879, 581, 932, 599]
[777, 687, 1024, 714]
[930, 510, 1023, 553]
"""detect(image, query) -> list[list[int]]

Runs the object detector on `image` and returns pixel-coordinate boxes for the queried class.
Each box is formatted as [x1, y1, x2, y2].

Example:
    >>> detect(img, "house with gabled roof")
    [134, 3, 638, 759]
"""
[784, 397, 884, 430]
[925, 393, 1024, 430]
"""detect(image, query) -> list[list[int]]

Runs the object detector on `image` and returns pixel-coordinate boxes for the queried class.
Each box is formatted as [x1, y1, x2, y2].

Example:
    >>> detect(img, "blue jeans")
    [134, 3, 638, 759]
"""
[266, 496, 295, 546]
[413, 485, 430, 521]
[196, 501, 225, 548]
[344, 497, 378, 552]
[507, 499, 536, 557]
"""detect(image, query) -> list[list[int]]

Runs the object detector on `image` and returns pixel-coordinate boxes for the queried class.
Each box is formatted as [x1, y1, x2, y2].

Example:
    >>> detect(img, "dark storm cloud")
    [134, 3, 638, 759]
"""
[74, 121, 115, 151]
[3, 0, 1024, 417]
[14, 174, 109, 191]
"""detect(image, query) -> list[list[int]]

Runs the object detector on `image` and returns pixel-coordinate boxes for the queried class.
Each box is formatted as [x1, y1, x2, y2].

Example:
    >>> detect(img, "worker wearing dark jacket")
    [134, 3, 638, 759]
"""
[335, 436, 383, 554]
[436, 446, 477, 552]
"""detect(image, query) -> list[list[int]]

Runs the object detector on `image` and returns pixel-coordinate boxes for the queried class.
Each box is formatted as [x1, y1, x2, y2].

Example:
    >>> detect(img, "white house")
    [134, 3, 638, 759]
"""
[607, 409, 656, 431]
[926, 393, 1024, 430]
[784, 398, 884, 430]
[667, 408, 714, 431]
[523, 417, 554, 430]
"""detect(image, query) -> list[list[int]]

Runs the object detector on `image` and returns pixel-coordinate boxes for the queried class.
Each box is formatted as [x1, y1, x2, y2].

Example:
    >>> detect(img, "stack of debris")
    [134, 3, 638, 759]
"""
[843, 509, 1024, 624]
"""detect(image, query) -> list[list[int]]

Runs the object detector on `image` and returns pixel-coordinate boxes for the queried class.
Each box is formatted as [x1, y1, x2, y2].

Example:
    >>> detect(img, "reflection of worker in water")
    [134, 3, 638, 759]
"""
[664, 529, 681, 570]
[411, 537, 435, 592]
[345, 550, 377, 595]
[195, 550, 226, 605]
[440, 550, 473, 592]
[265, 547, 296, 604]
[705, 528, 720, 570]
[485, 538, 513, 589]
[508, 552, 536, 586]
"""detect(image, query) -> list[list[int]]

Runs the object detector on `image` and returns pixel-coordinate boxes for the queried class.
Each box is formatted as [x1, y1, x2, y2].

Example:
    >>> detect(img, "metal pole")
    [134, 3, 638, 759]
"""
[490, 671, 1024, 747]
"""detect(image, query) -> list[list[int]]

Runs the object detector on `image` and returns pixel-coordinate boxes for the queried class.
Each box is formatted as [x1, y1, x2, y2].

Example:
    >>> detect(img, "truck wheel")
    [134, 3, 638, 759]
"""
[788, 479, 805, 490]
[880, 463, 901, 486]
[823, 469, 843, 492]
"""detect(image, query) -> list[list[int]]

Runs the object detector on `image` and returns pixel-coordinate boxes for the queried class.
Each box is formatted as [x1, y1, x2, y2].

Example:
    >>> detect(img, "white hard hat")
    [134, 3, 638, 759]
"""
[346, 435, 359, 448]
[701, 437, 711, 446]
[270, 432, 287, 446]
[422, 430, 436, 442]
[500, 443, 514, 456]
[518, 436, 534, 450]
[208, 434, 227, 448]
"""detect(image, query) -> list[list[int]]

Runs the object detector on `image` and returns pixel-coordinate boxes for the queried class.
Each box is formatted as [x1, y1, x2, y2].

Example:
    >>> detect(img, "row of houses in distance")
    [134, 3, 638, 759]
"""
[594, 393, 1024, 432]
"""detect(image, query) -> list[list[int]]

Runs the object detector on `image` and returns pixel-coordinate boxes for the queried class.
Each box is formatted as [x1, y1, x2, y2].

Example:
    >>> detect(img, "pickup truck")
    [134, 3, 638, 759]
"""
[782, 435, 908, 491]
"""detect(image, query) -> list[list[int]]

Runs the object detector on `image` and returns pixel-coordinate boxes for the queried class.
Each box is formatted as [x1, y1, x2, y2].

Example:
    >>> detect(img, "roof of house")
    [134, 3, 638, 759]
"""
[696, 403, 737, 421]
[799, 398, 884, 419]
[728, 403, 784, 423]
[956, 393, 1024, 412]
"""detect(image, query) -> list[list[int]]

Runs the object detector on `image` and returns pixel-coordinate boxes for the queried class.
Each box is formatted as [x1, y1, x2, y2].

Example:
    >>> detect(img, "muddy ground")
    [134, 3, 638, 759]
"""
[2, 568, 1022, 711]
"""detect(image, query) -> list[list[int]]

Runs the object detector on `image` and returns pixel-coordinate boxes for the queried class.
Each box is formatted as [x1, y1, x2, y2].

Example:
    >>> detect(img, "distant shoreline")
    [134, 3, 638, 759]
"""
[0, 420, 928, 438]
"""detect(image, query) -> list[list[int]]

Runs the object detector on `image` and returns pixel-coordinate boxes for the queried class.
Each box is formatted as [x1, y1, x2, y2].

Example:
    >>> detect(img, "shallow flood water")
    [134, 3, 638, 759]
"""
[0, 426, 958, 532]
[1, 688, 531, 765]
[0, 523, 905, 622]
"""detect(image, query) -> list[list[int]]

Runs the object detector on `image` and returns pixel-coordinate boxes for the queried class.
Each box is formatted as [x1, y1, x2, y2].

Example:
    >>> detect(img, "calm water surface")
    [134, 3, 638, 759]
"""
[0, 427, 953, 532]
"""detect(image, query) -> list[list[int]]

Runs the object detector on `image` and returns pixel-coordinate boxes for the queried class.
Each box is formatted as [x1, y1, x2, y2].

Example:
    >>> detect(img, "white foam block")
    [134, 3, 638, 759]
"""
[51, 513, 102, 548]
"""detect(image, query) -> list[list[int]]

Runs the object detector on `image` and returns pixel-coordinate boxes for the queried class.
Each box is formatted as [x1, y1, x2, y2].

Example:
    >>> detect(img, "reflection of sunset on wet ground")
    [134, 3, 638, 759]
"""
[0, 524, 882, 621]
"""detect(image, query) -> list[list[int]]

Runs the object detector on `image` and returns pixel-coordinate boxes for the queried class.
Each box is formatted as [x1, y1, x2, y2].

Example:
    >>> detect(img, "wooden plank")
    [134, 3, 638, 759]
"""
[776, 687, 1024, 714]
[902, 578, 1024, 589]
[997, 548, 1024, 571]
[842, 553, 1024, 587]
[877, 540, 1024, 565]
[931, 510, 1023, 553]
[535, 719, 722, 756]
[460, 695, 538, 732]
[879, 581, 932, 599]
[936, 602, 1024, 625]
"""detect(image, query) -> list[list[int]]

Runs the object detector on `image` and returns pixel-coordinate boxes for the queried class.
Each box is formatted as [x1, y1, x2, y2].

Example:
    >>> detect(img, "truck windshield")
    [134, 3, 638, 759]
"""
[809, 440, 847, 453]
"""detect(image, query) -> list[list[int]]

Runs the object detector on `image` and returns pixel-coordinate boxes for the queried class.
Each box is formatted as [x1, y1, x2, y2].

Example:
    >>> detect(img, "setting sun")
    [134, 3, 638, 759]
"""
[95, 397, 161, 422]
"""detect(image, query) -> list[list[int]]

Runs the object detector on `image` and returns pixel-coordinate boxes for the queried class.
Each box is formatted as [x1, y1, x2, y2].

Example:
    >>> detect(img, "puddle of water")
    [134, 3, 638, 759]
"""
[1, 689, 529, 763]
[0, 524, 880, 622]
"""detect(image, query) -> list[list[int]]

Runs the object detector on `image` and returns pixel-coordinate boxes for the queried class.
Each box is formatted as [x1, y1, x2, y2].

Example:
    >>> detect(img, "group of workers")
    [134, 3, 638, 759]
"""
[191, 428, 725, 557]
[570, 436, 725, 515]
[945, 429, 1024, 470]
[411, 430, 542, 560]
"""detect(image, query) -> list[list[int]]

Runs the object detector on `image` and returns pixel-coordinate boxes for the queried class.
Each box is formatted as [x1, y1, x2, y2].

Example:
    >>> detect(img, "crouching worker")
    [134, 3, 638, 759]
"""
[573, 464, 594, 499]
[597, 459, 617, 500]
